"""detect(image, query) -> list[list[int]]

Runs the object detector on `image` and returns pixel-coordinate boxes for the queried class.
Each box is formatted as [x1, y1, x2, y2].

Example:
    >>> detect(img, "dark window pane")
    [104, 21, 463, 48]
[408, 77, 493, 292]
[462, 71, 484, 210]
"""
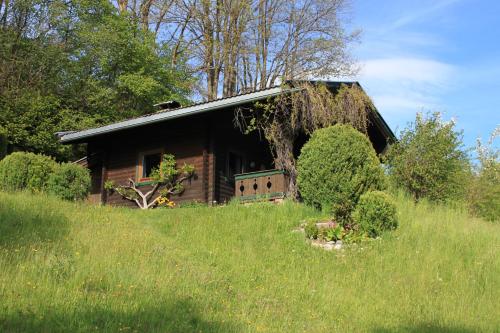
[143, 153, 161, 178]
[228, 152, 243, 178]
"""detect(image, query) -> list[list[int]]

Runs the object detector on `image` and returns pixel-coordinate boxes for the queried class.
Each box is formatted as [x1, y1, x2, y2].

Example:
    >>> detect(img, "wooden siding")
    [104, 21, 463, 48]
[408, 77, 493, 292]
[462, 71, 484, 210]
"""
[85, 102, 390, 207]
[88, 115, 210, 207]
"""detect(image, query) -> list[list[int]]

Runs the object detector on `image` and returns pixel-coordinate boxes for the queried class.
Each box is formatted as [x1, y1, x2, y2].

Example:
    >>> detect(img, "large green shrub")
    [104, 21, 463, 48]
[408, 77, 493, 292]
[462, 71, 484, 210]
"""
[47, 163, 91, 201]
[0, 152, 58, 192]
[386, 112, 470, 202]
[353, 191, 398, 237]
[297, 124, 386, 221]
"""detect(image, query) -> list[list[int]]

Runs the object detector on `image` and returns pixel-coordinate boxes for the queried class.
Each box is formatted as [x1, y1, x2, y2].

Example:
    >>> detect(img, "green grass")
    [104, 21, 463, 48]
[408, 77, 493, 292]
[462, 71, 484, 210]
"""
[0, 192, 498, 332]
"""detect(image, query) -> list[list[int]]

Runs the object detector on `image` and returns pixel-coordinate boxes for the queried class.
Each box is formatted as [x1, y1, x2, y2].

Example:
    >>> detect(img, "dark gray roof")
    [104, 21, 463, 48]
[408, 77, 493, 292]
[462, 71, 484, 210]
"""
[59, 81, 395, 143]
[60, 86, 289, 143]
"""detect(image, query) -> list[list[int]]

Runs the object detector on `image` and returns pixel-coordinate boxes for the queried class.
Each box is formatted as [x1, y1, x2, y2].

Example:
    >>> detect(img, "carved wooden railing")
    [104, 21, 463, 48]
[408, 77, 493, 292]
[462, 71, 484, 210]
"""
[234, 169, 288, 201]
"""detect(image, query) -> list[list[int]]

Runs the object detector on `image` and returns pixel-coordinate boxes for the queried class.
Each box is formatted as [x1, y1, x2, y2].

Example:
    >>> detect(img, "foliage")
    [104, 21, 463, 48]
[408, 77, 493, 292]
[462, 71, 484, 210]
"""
[468, 127, 500, 221]
[386, 112, 470, 202]
[47, 163, 91, 201]
[304, 220, 319, 239]
[0, 0, 193, 161]
[236, 82, 374, 197]
[297, 124, 386, 222]
[0, 152, 58, 192]
[155, 196, 176, 208]
[0, 127, 7, 160]
[1, 191, 498, 332]
[320, 223, 345, 242]
[106, 154, 195, 209]
[305, 219, 359, 243]
[353, 191, 398, 237]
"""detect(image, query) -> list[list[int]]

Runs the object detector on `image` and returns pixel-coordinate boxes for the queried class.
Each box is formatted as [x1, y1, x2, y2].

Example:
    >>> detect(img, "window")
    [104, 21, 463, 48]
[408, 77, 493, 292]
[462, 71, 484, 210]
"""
[227, 152, 244, 179]
[137, 150, 162, 181]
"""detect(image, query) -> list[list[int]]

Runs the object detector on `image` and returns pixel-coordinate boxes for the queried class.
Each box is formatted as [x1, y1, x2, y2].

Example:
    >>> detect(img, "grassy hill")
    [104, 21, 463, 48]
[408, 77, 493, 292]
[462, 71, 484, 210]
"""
[0, 192, 498, 332]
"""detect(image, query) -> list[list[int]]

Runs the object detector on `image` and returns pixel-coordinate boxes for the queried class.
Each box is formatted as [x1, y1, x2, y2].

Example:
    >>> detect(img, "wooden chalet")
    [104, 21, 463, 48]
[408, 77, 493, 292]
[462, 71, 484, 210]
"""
[59, 81, 395, 206]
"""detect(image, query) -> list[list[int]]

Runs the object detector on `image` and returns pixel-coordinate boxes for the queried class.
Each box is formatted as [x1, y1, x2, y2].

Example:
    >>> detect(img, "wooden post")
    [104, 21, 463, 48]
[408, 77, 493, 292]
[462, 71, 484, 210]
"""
[100, 151, 108, 205]
[208, 119, 216, 205]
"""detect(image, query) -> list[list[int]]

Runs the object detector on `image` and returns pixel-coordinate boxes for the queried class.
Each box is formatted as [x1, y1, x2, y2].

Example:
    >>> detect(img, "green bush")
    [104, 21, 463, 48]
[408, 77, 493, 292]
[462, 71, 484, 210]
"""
[353, 191, 398, 237]
[297, 124, 386, 222]
[304, 220, 319, 239]
[468, 129, 499, 222]
[0, 127, 7, 160]
[320, 224, 344, 242]
[386, 112, 470, 202]
[47, 163, 91, 201]
[468, 159, 500, 221]
[469, 162, 499, 222]
[0, 152, 58, 192]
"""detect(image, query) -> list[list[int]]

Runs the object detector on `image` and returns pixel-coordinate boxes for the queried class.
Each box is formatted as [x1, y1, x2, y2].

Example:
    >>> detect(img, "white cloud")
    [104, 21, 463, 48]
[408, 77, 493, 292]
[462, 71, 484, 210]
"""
[355, 57, 456, 118]
[360, 58, 455, 86]
[388, 0, 462, 30]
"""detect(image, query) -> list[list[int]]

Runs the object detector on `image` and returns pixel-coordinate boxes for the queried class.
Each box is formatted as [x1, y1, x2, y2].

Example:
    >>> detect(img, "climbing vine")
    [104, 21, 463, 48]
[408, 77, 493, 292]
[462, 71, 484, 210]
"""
[235, 82, 374, 198]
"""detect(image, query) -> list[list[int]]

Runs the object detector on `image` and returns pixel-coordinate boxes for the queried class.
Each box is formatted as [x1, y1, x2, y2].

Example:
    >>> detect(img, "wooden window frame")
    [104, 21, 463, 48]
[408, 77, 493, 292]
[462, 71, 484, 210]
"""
[136, 148, 164, 182]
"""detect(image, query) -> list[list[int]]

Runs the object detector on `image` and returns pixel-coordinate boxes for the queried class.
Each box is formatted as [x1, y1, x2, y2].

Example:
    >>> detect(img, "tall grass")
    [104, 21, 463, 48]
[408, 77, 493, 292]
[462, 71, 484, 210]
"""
[0, 192, 498, 332]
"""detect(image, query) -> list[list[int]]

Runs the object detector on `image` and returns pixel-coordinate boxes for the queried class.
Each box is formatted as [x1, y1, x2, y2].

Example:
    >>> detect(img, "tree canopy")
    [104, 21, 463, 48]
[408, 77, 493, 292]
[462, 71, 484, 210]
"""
[386, 112, 470, 202]
[0, 0, 193, 160]
[0, 0, 357, 160]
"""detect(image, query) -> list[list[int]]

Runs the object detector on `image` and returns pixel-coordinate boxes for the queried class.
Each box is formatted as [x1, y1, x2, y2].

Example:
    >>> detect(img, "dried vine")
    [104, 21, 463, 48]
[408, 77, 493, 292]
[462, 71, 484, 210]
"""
[235, 82, 374, 199]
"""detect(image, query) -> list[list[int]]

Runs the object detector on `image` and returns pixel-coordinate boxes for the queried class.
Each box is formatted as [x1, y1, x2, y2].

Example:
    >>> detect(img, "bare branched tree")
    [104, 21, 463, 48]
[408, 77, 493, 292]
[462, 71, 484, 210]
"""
[240, 0, 358, 93]
[114, 0, 358, 101]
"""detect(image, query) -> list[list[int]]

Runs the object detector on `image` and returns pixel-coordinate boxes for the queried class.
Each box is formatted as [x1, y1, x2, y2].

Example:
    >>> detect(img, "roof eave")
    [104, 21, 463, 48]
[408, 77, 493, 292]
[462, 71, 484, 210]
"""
[60, 86, 288, 144]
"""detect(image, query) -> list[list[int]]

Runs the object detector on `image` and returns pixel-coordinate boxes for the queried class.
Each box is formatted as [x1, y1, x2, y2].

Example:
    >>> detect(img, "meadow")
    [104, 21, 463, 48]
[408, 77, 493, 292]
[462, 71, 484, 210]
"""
[0, 192, 498, 332]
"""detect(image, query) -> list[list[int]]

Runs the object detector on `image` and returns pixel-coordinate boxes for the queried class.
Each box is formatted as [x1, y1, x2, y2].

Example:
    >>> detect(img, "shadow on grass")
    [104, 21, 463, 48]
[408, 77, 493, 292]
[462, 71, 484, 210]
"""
[0, 298, 240, 333]
[372, 323, 477, 333]
[0, 198, 70, 247]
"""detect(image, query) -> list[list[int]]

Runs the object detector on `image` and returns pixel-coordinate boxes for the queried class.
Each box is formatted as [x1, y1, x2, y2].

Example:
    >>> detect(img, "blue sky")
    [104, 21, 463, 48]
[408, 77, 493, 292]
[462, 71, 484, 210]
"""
[349, 0, 500, 148]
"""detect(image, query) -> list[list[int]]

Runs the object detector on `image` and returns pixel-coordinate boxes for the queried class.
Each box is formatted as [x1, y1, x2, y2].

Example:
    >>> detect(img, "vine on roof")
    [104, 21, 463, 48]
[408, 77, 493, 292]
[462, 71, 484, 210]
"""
[235, 82, 374, 198]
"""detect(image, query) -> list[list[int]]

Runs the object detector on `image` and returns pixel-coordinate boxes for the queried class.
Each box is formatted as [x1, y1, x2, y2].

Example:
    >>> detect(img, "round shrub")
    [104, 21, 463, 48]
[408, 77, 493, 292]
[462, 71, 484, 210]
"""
[297, 124, 386, 221]
[353, 191, 397, 237]
[0, 152, 58, 192]
[47, 163, 91, 201]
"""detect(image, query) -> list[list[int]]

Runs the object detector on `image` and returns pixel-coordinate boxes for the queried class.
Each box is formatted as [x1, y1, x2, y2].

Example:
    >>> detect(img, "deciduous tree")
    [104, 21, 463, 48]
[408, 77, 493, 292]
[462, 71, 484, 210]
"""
[386, 112, 471, 202]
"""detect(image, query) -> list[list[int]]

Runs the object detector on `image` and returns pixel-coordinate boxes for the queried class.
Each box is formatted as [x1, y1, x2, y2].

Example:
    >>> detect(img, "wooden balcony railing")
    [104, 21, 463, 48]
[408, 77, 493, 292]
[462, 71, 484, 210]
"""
[234, 169, 288, 201]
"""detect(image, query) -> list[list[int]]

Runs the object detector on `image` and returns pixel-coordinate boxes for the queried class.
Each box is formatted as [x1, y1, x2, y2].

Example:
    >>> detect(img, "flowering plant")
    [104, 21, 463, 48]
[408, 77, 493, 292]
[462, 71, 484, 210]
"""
[156, 196, 176, 208]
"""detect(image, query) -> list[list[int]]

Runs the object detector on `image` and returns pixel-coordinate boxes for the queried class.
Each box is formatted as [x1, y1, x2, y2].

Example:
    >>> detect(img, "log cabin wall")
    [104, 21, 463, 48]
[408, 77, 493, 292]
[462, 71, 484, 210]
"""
[87, 115, 211, 207]
[84, 104, 388, 207]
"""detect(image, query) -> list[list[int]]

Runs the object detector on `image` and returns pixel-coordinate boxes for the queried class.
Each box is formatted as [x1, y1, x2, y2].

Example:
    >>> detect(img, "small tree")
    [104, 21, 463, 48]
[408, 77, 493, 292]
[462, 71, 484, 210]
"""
[105, 154, 195, 209]
[468, 126, 499, 221]
[386, 112, 470, 202]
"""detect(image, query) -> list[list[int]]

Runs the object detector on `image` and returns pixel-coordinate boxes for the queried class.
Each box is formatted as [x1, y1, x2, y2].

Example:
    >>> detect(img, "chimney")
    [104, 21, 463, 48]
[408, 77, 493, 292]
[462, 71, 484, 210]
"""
[154, 100, 181, 112]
